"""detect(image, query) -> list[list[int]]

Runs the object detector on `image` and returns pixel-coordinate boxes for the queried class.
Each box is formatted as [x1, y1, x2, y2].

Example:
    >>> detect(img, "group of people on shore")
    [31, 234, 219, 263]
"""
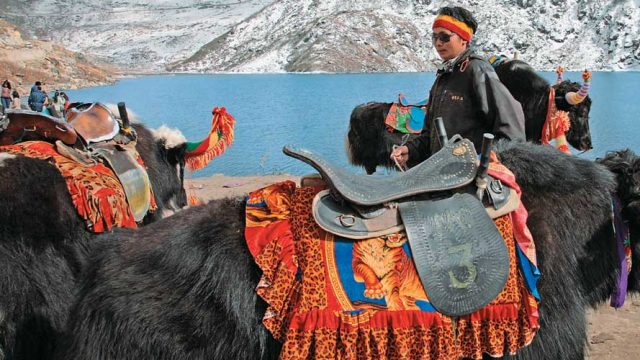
[1, 79, 70, 117]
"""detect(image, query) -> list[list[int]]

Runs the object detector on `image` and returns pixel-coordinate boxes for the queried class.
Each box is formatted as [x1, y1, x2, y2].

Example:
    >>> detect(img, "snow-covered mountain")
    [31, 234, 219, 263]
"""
[3, 0, 639, 73]
[173, 0, 640, 72]
[0, 0, 273, 72]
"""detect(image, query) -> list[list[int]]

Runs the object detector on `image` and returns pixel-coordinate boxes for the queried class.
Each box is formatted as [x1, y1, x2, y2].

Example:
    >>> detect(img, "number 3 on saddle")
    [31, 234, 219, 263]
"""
[284, 136, 510, 317]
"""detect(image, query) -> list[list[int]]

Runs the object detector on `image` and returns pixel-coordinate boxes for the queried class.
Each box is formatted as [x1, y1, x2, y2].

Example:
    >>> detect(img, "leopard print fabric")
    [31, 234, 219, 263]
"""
[291, 186, 328, 312]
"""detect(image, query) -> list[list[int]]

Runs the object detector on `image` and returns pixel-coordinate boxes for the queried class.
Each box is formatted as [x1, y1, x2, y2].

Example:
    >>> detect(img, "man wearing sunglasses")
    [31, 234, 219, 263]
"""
[390, 6, 525, 168]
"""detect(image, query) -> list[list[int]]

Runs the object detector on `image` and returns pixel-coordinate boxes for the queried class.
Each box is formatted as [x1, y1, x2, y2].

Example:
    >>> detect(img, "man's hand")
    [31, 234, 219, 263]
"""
[390, 145, 409, 169]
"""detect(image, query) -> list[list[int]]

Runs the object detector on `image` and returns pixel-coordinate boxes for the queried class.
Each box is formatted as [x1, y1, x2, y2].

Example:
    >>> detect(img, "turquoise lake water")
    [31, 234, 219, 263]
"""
[66, 72, 640, 177]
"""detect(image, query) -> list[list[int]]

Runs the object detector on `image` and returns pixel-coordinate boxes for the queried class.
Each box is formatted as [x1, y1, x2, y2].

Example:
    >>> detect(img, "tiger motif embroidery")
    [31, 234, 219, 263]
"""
[352, 233, 428, 310]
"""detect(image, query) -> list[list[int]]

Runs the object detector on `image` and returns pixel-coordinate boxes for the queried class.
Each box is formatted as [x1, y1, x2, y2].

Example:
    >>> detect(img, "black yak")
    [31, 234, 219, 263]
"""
[57, 142, 640, 360]
[347, 60, 593, 174]
[0, 107, 234, 360]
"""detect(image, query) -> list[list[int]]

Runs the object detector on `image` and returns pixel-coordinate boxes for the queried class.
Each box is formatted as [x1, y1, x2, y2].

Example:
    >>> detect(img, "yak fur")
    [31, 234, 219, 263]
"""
[56, 141, 640, 360]
[0, 123, 188, 360]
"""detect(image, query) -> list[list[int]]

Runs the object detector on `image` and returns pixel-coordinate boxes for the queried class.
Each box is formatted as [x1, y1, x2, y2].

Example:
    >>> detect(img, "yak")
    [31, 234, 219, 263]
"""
[0, 107, 233, 360]
[56, 141, 640, 360]
[347, 60, 593, 174]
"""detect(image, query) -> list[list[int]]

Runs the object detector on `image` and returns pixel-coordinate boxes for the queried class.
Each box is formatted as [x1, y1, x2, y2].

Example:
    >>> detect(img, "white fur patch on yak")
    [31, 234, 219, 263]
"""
[104, 103, 140, 124]
[0, 153, 16, 167]
[153, 125, 187, 150]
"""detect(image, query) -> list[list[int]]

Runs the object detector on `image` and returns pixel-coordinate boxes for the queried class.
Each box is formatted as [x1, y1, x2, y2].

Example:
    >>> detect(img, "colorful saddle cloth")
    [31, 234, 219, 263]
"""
[245, 158, 540, 360]
[0, 141, 157, 233]
[384, 94, 427, 134]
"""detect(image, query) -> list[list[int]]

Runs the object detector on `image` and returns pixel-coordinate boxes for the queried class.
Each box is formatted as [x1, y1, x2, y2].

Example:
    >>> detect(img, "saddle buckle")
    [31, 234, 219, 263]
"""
[338, 214, 356, 227]
[490, 179, 504, 194]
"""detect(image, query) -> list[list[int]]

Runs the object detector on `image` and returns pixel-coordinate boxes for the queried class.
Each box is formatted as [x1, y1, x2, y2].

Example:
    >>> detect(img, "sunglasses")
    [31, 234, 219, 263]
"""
[431, 32, 457, 43]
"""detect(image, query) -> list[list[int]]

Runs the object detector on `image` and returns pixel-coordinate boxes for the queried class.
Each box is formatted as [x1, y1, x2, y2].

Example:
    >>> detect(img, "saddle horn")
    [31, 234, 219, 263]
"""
[117, 102, 131, 129]
[476, 133, 494, 200]
[435, 117, 448, 147]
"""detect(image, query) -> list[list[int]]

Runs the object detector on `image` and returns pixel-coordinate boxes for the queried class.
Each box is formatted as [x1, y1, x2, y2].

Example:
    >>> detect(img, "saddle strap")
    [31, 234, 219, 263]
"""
[398, 193, 510, 317]
[312, 187, 519, 241]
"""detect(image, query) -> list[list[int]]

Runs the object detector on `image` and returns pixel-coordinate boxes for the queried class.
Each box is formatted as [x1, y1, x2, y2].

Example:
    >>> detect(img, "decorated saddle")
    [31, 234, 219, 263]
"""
[384, 93, 427, 134]
[285, 136, 515, 317]
[245, 136, 541, 359]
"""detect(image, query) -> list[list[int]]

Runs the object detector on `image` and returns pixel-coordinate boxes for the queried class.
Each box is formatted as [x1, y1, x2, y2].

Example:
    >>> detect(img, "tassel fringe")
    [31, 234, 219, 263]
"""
[185, 106, 236, 171]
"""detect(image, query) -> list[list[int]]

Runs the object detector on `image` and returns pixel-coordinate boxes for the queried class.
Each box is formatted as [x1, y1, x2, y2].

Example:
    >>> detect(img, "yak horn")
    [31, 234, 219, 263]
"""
[184, 106, 235, 171]
[555, 66, 565, 84]
[565, 70, 592, 105]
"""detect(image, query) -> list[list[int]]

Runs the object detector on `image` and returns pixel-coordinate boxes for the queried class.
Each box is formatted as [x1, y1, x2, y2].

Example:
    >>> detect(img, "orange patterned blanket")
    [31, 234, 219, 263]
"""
[245, 166, 540, 359]
[0, 141, 157, 233]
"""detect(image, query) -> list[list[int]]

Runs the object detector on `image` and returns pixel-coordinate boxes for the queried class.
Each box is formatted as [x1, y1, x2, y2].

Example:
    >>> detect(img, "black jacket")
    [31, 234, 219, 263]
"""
[406, 49, 525, 166]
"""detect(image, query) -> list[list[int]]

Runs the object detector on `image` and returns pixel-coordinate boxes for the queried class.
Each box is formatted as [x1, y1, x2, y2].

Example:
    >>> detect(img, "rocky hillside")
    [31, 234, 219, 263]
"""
[0, 20, 115, 96]
[172, 0, 640, 72]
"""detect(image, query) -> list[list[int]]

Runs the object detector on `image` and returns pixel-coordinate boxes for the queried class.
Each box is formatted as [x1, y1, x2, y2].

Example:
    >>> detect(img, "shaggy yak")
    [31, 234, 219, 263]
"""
[347, 60, 593, 174]
[56, 141, 640, 360]
[0, 106, 233, 360]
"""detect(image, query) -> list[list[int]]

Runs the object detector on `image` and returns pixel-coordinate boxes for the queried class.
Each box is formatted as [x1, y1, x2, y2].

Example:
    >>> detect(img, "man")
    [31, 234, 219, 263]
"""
[390, 6, 525, 168]
[28, 81, 47, 112]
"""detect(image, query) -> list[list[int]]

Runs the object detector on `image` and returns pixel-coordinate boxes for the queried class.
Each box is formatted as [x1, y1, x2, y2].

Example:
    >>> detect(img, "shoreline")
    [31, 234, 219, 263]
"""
[185, 174, 300, 202]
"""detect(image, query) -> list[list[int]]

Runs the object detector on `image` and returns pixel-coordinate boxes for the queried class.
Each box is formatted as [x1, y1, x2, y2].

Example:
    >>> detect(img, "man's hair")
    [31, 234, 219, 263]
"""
[437, 6, 478, 35]
[35, 81, 42, 86]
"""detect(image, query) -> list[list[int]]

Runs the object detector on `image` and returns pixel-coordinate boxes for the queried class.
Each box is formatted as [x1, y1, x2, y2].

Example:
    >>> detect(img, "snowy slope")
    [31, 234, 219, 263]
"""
[0, 0, 273, 71]
[2, 0, 639, 72]
[173, 0, 640, 72]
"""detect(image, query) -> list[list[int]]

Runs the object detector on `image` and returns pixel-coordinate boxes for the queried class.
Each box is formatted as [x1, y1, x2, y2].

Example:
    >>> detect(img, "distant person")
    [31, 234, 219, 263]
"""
[29, 81, 41, 96]
[28, 82, 47, 112]
[60, 92, 70, 112]
[1, 80, 11, 112]
[11, 90, 21, 109]
[48, 91, 66, 118]
[42, 94, 54, 115]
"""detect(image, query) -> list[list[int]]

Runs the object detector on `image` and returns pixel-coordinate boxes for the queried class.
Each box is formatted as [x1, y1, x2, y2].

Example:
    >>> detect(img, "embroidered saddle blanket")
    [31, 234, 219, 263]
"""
[384, 93, 427, 134]
[245, 158, 541, 359]
[0, 141, 157, 233]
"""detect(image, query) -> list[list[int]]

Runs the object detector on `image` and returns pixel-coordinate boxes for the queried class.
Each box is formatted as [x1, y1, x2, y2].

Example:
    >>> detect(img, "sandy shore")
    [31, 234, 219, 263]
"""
[186, 174, 640, 359]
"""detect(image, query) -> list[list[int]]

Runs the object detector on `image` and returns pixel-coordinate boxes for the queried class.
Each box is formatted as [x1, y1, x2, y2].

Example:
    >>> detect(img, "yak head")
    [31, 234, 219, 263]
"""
[553, 80, 593, 152]
[597, 149, 640, 293]
[108, 105, 235, 222]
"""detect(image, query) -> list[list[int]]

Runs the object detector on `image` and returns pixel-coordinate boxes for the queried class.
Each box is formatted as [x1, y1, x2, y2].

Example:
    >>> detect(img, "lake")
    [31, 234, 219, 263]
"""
[66, 72, 640, 177]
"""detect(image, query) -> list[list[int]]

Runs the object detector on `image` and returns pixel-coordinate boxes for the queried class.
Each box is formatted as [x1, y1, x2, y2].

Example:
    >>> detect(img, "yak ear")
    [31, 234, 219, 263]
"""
[555, 96, 572, 111]
[166, 142, 187, 167]
[152, 125, 188, 165]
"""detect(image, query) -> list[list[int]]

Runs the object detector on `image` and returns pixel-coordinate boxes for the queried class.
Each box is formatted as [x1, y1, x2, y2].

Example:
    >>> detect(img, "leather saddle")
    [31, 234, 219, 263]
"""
[0, 110, 77, 146]
[283, 136, 513, 317]
[0, 104, 150, 222]
[66, 102, 121, 144]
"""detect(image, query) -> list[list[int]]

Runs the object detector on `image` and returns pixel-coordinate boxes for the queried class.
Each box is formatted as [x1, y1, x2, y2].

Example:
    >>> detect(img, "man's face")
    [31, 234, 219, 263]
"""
[432, 26, 467, 61]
